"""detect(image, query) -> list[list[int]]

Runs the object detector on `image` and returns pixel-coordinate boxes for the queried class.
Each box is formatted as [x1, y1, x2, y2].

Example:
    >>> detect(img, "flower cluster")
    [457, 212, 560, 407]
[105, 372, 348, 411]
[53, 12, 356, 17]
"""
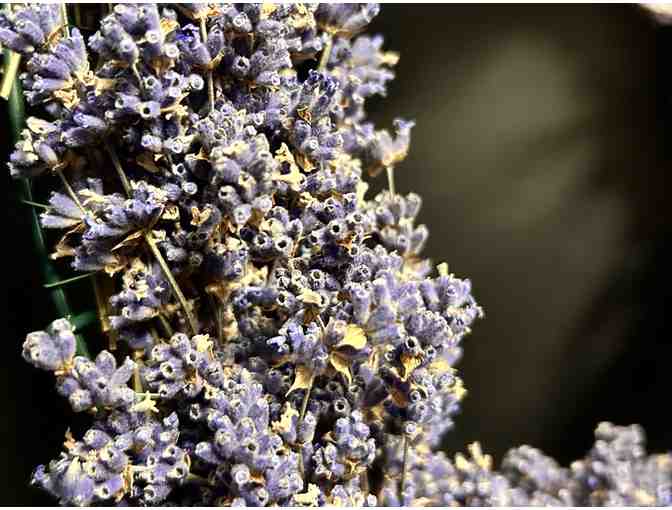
[31, 410, 189, 506]
[8, 2, 669, 506]
[380, 424, 671, 507]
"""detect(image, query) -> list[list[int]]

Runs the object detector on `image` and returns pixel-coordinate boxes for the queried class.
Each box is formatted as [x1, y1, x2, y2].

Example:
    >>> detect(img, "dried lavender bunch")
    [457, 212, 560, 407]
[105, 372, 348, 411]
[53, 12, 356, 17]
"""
[5, 3, 669, 506]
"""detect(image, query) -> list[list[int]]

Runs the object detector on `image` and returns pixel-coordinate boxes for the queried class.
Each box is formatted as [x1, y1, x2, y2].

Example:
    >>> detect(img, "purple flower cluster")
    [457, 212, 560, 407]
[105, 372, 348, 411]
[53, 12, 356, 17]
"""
[381, 426, 671, 507]
[0, 4, 61, 55]
[8, 3, 669, 506]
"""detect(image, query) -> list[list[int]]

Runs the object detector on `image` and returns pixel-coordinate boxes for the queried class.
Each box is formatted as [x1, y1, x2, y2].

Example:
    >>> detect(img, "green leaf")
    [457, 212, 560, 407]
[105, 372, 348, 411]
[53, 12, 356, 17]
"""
[70, 311, 98, 332]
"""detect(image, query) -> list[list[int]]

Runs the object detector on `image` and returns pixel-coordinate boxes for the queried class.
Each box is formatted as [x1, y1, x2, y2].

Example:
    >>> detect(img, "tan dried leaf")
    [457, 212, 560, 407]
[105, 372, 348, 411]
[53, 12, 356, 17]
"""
[453, 377, 467, 401]
[190, 206, 213, 226]
[51, 240, 76, 259]
[389, 385, 408, 408]
[271, 403, 299, 434]
[193, 334, 212, 353]
[272, 167, 304, 188]
[54, 87, 79, 109]
[298, 288, 323, 306]
[286, 365, 313, 396]
[130, 394, 159, 414]
[160, 17, 179, 35]
[63, 429, 77, 450]
[296, 106, 312, 123]
[329, 352, 352, 385]
[427, 357, 452, 374]
[382, 51, 400, 66]
[260, 3, 278, 20]
[273, 143, 304, 188]
[290, 4, 314, 29]
[336, 324, 367, 350]
[111, 229, 144, 252]
[400, 352, 422, 380]
[293, 484, 321, 506]
[454, 452, 471, 472]
[247, 471, 265, 484]
[219, 140, 248, 157]
[150, 229, 167, 242]
[295, 152, 315, 173]
[79, 189, 107, 206]
[356, 181, 369, 206]
[411, 497, 434, 507]
[103, 258, 127, 276]
[161, 204, 180, 221]
[468, 442, 492, 471]
[94, 77, 116, 94]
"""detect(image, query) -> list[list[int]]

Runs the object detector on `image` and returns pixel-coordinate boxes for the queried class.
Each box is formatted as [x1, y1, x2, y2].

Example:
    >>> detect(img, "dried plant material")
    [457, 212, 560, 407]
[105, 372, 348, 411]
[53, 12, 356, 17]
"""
[329, 352, 352, 385]
[286, 365, 313, 396]
[293, 484, 321, 506]
[427, 358, 452, 374]
[193, 334, 212, 353]
[190, 206, 212, 226]
[295, 152, 316, 173]
[272, 403, 299, 435]
[298, 288, 323, 306]
[130, 394, 159, 414]
[468, 442, 492, 471]
[161, 204, 180, 221]
[337, 324, 367, 350]
[13, 5, 663, 509]
[400, 352, 422, 380]
[111, 230, 144, 252]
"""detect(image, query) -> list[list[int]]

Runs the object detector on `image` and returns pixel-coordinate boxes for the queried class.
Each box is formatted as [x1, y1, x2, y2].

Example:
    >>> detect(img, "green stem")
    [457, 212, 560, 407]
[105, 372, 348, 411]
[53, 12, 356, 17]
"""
[318, 35, 333, 71]
[400, 434, 409, 501]
[0, 49, 21, 100]
[145, 234, 198, 335]
[60, 3, 70, 38]
[44, 271, 97, 289]
[199, 16, 215, 112]
[92, 273, 117, 350]
[22, 199, 51, 210]
[386, 166, 396, 197]
[70, 310, 98, 331]
[132, 63, 145, 94]
[157, 313, 174, 337]
[105, 143, 132, 194]
[186, 473, 212, 486]
[297, 372, 314, 489]
[208, 293, 223, 343]
[299, 373, 315, 423]
[56, 168, 86, 214]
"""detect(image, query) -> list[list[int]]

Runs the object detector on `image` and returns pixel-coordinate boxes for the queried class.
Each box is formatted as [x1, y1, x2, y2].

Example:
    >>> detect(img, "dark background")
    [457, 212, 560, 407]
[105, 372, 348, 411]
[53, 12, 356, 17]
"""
[3, 5, 671, 505]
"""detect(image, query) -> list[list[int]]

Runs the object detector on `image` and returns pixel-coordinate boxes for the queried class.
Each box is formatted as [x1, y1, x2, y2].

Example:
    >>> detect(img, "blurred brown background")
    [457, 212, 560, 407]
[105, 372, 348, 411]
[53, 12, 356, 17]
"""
[366, 4, 671, 462]
[3, 4, 671, 505]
